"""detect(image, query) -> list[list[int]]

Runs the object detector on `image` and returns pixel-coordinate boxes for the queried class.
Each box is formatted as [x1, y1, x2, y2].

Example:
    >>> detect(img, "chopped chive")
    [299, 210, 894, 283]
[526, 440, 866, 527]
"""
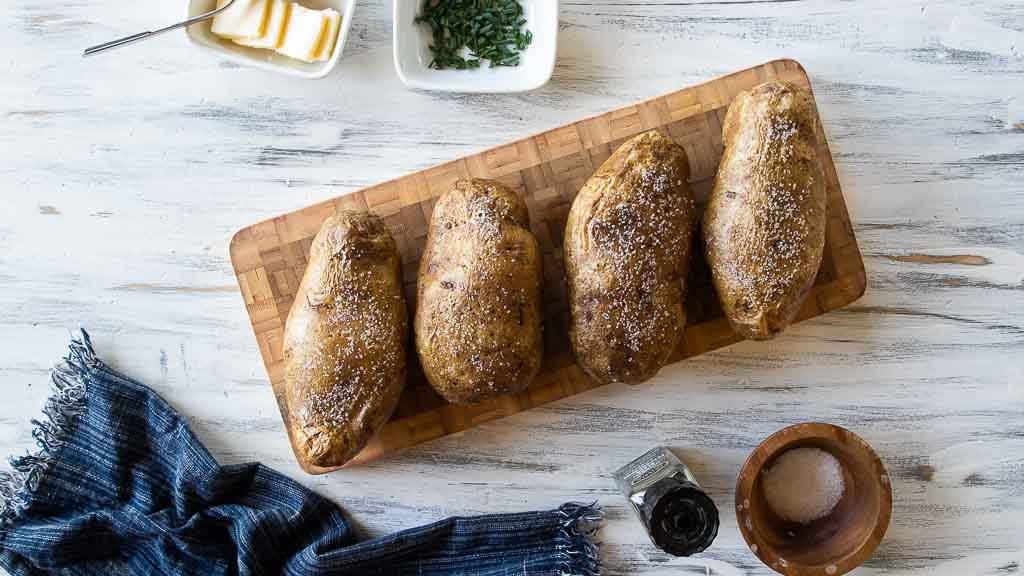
[417, 0, 533, 70]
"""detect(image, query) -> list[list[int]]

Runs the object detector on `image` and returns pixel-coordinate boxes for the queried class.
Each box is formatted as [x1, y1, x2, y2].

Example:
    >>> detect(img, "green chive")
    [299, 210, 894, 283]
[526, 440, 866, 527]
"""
[417, 0, 533, 70]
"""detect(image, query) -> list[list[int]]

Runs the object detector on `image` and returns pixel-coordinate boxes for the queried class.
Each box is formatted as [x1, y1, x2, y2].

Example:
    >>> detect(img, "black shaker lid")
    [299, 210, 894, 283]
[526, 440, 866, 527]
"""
[640, 477, 720, 557]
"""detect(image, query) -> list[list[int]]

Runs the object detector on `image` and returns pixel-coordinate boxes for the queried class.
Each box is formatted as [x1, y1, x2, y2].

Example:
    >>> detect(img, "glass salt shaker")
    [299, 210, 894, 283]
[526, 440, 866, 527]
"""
[613, 447, 720, 556]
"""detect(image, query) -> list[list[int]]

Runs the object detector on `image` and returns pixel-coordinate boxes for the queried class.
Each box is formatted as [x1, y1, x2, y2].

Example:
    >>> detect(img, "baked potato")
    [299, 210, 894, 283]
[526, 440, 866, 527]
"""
[703, 80, 827, 340]
[564, 130, 698, 384]
[415, 178, 544, 405]
[283, 211, 408, 469]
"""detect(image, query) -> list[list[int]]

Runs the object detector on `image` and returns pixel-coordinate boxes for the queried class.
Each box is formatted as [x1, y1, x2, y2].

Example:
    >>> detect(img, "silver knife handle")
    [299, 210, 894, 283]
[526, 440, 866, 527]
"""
[83, 31, 156, 56]
[83, 0, 238, 57]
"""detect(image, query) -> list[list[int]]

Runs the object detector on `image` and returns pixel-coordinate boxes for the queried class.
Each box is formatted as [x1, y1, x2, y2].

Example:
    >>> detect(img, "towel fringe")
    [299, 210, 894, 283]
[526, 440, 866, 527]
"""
[0, 330, 94, 530]
[556, 502, 603, 576]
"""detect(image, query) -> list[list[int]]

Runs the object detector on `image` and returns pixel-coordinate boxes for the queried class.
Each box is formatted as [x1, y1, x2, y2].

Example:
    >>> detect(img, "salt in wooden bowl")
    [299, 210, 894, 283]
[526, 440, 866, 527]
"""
[735, 423, 892, 576]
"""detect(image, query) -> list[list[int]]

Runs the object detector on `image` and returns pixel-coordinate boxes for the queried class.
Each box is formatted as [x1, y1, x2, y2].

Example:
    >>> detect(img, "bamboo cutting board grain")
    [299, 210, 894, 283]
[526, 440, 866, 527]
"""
[230, 59, 866, 474]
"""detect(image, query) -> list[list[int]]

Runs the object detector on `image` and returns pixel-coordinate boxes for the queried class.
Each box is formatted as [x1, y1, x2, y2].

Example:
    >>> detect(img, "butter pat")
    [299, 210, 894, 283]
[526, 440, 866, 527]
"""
[235, 0, 291, 49]
[211, 0, 271, 41]
[313, 9, 341, 62]
[276, 4, 327, 63]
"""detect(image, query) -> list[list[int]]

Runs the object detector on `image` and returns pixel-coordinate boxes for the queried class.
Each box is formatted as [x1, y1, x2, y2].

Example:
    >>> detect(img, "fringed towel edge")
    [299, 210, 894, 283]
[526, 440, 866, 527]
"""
[557, 502, 603, 576]
[0, 330, 95, 530]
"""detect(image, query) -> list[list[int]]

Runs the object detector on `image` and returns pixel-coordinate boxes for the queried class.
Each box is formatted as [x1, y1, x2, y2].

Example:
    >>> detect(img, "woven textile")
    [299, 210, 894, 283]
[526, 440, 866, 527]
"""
[0, 331, 601, 575]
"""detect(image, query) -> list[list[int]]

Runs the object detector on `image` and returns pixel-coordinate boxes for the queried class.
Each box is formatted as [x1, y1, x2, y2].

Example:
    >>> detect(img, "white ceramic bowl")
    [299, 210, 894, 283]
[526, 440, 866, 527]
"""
[393, 0, 559, 93]
[186, 0, 356, 79]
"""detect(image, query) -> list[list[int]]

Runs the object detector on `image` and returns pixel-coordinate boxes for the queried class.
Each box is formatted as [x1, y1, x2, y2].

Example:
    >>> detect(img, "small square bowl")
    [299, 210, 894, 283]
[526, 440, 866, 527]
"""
[186, 0, 356, 79]
[394, 0, 559, 93]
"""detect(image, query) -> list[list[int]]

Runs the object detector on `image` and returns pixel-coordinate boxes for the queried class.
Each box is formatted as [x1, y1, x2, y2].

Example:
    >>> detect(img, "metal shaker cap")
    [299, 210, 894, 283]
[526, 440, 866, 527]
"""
[639, 477, 720, 556]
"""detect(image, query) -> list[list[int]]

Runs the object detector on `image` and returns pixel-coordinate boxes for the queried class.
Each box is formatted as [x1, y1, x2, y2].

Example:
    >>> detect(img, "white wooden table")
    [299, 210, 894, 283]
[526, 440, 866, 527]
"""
[2, 1, 1022, 574]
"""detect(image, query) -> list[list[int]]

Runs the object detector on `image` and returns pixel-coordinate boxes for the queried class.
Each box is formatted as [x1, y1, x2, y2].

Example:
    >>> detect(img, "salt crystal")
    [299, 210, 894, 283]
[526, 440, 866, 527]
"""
[763, 447, 845, 524]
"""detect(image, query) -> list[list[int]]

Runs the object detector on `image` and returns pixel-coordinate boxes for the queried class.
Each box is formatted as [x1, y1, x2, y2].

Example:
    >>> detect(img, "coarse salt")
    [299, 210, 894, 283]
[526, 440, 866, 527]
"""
[763, 447, 845, 524]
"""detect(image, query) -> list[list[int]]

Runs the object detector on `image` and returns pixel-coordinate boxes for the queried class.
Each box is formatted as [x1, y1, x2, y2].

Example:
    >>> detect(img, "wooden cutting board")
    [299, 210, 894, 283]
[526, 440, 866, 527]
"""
[230, 59, 866, 474]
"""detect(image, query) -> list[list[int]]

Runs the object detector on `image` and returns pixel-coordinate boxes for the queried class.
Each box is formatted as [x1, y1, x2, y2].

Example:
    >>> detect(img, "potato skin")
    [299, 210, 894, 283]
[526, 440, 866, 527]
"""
[415, 178, 544, 405]
[283, 211, 408, 469]
[564, 130, 698, 385]
[703, 81, 827, 340]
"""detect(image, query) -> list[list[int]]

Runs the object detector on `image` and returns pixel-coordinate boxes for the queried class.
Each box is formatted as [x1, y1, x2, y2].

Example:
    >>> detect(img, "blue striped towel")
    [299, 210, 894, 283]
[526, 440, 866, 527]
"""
[0, 331, 602, 575]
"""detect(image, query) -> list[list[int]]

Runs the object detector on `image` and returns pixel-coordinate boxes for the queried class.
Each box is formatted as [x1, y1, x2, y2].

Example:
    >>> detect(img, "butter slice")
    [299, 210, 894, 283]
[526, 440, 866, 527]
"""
[235, 0, 291, 49]
[211, 0, 271, 41]
[313, 9, 341, 62]
[276, 3, 327, 63]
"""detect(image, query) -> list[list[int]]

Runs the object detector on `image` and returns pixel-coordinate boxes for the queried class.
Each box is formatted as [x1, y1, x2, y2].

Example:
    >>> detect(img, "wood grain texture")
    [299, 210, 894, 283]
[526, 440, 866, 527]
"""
[1, 0, 1022, 574]
[231, 59, 867, 473]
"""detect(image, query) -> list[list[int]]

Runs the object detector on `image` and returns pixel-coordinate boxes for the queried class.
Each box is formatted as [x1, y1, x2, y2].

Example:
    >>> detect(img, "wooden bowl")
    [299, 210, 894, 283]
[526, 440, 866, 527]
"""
[735, 423, 892, 576]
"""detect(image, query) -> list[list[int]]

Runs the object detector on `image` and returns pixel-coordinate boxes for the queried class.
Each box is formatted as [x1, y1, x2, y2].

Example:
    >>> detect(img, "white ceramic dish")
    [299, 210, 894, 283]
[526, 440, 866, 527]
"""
[186, 0, 355, 79]
[393, 0, 559, 93]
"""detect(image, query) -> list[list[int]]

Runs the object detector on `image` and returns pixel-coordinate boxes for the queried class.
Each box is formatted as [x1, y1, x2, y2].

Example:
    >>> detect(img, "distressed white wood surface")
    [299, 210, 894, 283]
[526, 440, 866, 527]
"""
[2, 0, 1023, 574]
